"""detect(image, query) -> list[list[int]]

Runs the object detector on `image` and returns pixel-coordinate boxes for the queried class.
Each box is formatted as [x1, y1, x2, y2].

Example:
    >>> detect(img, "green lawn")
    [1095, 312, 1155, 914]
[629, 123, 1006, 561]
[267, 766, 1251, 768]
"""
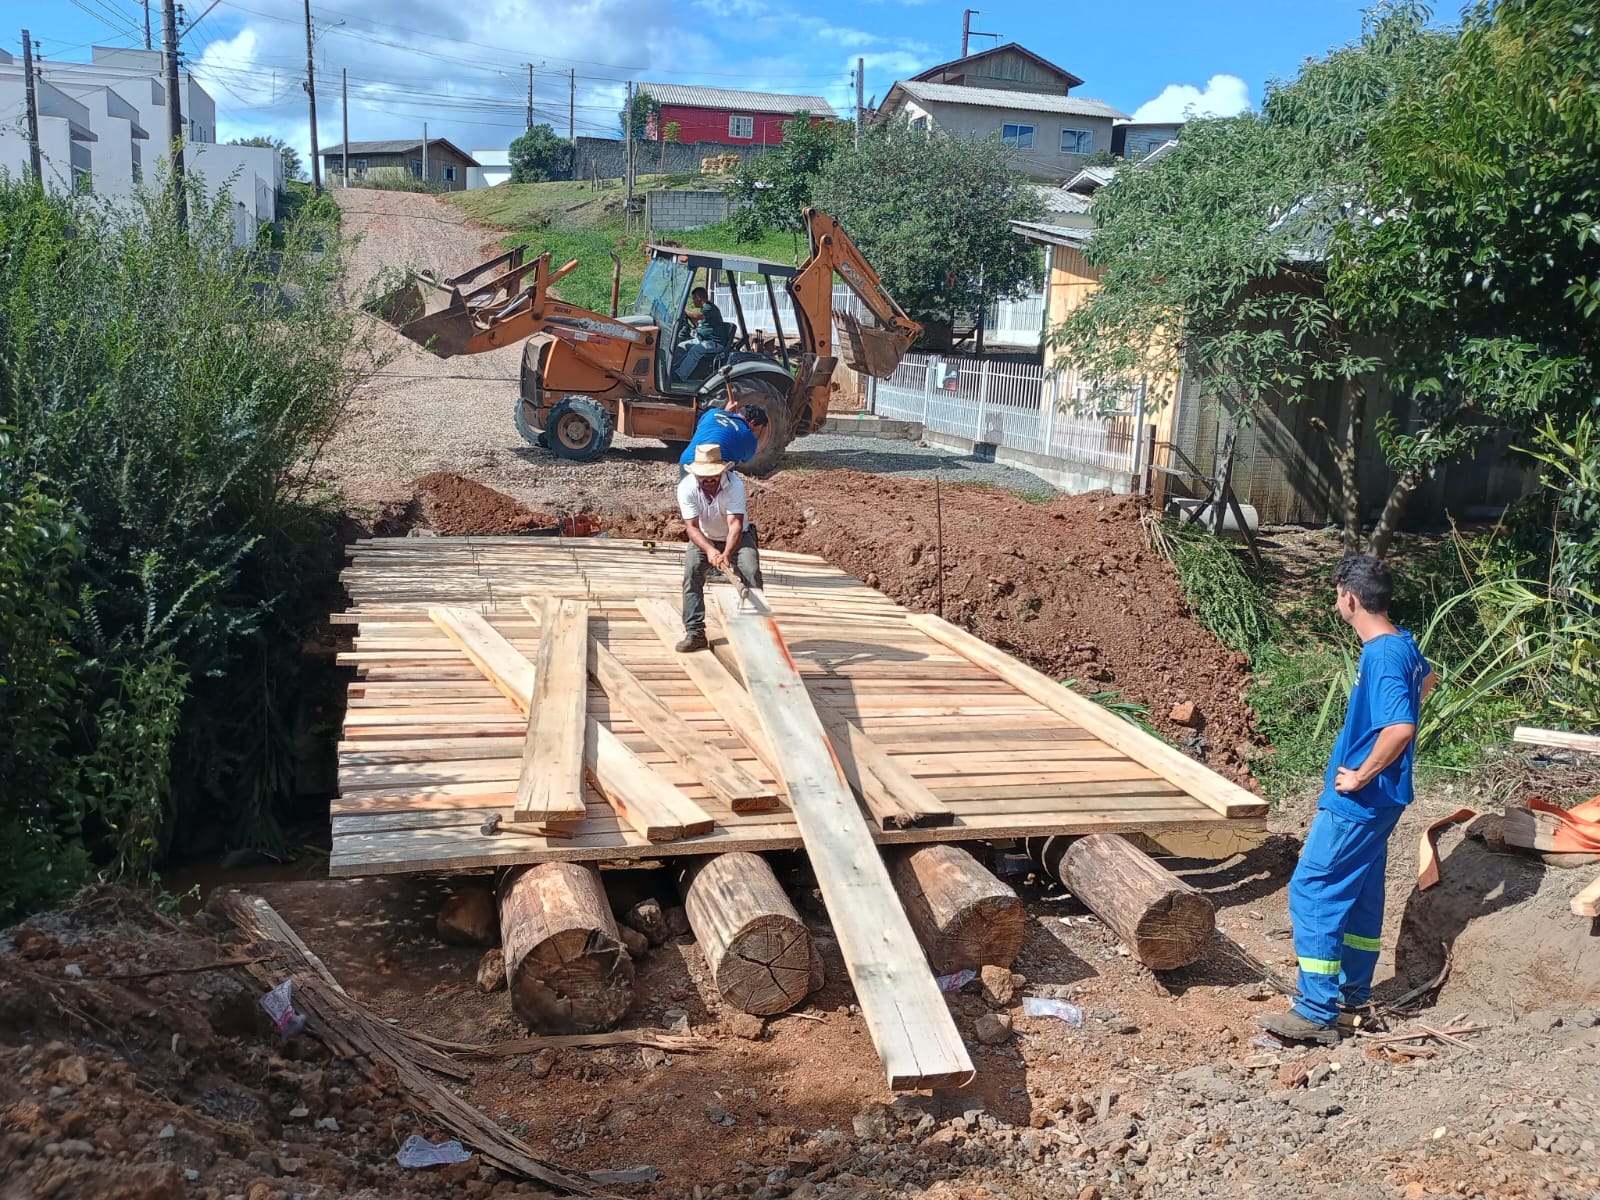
[443, 179, 801, 314]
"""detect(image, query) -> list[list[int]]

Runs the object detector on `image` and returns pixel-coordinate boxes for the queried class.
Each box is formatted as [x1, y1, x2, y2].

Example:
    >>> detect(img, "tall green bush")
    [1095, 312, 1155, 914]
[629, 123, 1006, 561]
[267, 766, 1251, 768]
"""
[0, 178, 359, 919]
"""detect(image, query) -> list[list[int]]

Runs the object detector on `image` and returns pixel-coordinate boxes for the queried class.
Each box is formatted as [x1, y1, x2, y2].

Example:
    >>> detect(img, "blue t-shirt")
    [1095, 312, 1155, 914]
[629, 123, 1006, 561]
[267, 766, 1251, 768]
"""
[680, 409, 757, 466]
[1321, 630, 1432, 820]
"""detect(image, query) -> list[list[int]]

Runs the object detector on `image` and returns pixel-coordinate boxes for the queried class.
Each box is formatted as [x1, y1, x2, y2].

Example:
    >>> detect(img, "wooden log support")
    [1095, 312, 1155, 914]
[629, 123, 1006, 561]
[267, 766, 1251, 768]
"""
[681, 852, 816, 1015]
[1053, 833, 1215, 970]
[886, 844, 1026, 973]
[815, 704, 954, 830]
[906, 613, 1268, 820]
[512, 597, 588, 828]
[521, 595, 778, 812]
[499, 862, 635, 1033]
[712, 588, 974, 1090]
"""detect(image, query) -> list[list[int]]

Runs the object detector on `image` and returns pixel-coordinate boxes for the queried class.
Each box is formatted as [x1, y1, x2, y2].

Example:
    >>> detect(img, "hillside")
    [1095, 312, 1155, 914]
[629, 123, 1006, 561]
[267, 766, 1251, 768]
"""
[444, 176, 799, 312]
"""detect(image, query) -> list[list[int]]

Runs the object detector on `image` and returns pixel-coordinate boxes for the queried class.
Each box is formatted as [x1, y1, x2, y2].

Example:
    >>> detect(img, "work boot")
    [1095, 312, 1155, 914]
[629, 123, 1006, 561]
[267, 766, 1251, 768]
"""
[675, 632, 709, 653]
[1257, 1010, 1340, 1045]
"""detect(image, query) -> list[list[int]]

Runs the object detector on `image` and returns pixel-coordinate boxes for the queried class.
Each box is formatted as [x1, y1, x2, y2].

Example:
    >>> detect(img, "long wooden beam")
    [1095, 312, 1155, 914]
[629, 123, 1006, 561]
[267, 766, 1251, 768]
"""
[1514, 726, 1600, 756]
[521, 596, 778, 812]
[712, 588, 973, 1091]
[906, 613, 1268, 820]
[513, 597, 588, 827]
[812, 703, 954, 830]
[427, 608, 715, 841]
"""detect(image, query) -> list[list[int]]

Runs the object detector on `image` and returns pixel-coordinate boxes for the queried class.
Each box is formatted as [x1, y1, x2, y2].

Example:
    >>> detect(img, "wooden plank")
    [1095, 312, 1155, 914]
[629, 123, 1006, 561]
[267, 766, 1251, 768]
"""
[584, 717, 714, 843]
[906, 613, 1268, 820]
[1572, 874, 1600, 919]
[519, 596, 779, 813]
[512, 597, 589, 827]
[1514, 726, 1600, 756]
[812, 704, 954, 830]
[635, 596, 780, 774]
[712, 588, 973, 1091]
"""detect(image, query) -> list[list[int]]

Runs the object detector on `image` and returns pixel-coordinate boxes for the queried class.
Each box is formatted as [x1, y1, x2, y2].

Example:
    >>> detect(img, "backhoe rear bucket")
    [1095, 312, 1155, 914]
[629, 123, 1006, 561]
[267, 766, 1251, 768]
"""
[837, 310, 916, 379]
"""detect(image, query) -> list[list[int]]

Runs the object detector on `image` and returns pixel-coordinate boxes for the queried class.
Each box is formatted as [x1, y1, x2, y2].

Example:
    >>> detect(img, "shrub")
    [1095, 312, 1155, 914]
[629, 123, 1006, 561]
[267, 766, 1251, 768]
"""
[0, 176, 361, 919]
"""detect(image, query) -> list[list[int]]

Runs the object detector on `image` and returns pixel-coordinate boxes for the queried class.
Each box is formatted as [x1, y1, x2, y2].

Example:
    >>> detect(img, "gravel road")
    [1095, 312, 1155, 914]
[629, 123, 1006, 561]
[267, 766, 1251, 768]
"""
[783, 433, 1056, 495]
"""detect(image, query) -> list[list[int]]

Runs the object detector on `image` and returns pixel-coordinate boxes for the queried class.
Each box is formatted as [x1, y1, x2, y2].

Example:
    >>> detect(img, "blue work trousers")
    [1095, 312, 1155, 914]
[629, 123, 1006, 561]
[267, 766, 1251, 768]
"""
[1287, 804, 1403, 1024]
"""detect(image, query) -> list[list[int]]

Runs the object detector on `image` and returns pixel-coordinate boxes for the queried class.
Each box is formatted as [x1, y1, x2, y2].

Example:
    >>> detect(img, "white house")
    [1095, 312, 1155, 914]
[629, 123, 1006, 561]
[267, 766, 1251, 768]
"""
[874, 44, 1129, 183]
[0, 46, 279, 245]
[467, 148, 510, 189]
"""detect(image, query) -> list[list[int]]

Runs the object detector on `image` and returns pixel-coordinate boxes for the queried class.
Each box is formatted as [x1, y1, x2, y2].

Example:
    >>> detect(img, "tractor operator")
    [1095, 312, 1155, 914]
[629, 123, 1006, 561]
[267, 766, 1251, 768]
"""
[674, 443, 763, 653]
[679, 396, 768, 475]
[673, 287, 730, 382]
[1259, 554, 1436, 1045]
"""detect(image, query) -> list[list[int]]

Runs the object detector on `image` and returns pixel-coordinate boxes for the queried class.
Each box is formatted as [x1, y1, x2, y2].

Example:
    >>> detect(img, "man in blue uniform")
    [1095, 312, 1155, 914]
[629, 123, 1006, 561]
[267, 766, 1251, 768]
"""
[678, 398, 768, 473]
[1260, 555, 1436, 1045]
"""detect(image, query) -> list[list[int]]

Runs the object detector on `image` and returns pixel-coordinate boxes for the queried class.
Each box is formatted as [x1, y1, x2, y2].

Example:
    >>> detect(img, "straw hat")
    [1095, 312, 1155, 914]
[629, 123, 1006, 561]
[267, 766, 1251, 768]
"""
[687, 443, 732, 477]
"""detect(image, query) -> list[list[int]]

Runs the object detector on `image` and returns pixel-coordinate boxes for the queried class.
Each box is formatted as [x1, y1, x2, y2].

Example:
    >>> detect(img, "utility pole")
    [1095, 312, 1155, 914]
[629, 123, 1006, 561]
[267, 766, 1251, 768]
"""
[962, 9, 975, 57]
[422, 121, 428, 184]
[568, 68, 575, 141]
[20, 30, 42, 185]
[524, 63, 534, 130]
[303, 0, 321, 191]
[855, 57, 865, 147]
[624, 81, 634, 232]
[341, 67, 348, 186]
[143, 1, 152, 50]
[161, 1, 186, 225]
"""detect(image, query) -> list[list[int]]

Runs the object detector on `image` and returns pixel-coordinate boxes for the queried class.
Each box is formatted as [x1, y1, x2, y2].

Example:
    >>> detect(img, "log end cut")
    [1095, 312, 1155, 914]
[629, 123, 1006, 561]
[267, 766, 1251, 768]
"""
[500, 863, 636, 1033]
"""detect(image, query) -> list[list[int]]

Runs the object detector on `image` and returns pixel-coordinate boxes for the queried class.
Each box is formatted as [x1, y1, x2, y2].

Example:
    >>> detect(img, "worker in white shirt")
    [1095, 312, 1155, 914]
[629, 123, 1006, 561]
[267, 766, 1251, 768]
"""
[675, 443, 763, 652]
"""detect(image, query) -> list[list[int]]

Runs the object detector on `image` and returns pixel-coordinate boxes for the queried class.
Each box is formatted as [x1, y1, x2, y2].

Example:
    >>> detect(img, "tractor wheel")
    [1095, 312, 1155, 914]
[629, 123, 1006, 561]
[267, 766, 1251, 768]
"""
[544, 396, 615, 463]
[513, 396, 545, 448]
[738, 379, 794, 477]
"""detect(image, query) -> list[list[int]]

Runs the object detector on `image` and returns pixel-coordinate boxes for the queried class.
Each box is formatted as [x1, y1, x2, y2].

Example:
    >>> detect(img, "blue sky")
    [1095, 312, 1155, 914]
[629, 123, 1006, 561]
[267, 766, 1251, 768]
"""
[10, 0, 1379, 162]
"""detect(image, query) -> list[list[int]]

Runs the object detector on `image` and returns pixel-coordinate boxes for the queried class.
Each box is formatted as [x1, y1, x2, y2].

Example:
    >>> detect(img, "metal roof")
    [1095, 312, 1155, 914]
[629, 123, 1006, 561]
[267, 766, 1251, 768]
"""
[912, 43, 1084, 91]
[886, 80, 1128, 121]
[1010, 219, 1094, 249]
[1030, 186, 1094, 215]
[646, 244, 798, 277]
[637, 83, 837, 118]
[320, 139, 481, 164]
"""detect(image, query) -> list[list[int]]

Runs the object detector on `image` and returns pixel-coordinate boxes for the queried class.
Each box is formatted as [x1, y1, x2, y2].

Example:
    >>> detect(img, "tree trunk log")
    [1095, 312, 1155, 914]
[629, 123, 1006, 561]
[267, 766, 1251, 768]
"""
[1053, 834, 1215, 970]
[499, 863, 635, 1033]
[886, 844, 1025, 973]
[681, 852, 816, 1015]
[1366, 466, 1423, 559]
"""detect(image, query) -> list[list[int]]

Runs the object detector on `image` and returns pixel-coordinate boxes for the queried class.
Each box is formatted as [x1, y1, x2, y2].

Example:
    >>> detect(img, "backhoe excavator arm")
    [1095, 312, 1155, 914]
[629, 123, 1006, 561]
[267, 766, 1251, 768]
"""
[789, 208, 922, 379]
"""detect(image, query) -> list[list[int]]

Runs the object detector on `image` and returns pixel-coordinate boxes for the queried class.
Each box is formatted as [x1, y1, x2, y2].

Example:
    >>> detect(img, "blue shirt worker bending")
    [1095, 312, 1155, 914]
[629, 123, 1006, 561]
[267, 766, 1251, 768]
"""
[1260, 555, 1436, 1045]
[678, 398, 768, 473]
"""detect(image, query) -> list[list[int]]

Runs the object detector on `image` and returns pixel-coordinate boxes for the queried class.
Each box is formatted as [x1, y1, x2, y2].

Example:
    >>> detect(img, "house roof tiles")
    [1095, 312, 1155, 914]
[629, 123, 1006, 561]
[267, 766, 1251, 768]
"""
[888, 80, 1128, 121]
[637, 83, 837, 118]
[320, 138, 480, 164]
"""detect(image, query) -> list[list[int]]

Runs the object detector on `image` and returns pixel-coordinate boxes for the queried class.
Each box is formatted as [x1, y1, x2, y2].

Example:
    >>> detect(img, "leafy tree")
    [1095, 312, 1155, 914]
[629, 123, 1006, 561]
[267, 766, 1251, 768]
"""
[811, 118, 1043, 328]
[620, 89, 660, 141]
[663, 121, 681, 143]
[231, 135, 304, 181]
[509, 124, 574, 183]
[728, 114, 852, 241]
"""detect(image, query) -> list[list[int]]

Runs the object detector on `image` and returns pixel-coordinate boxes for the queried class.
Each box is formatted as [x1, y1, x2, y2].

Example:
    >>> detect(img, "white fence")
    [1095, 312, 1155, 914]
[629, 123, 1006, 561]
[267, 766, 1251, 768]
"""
[719, 283, 1043, 349]
[871, 352, 1146, 477]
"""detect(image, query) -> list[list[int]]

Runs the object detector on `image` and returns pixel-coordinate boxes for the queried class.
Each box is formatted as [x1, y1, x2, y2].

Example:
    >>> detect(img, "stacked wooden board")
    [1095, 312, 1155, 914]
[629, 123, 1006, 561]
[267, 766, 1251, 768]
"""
[334, 538, 1266, 874]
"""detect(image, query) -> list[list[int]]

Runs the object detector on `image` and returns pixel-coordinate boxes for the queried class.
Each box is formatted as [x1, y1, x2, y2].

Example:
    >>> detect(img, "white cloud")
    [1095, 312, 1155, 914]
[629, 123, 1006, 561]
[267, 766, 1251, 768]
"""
[1131, 74, 1251, 123]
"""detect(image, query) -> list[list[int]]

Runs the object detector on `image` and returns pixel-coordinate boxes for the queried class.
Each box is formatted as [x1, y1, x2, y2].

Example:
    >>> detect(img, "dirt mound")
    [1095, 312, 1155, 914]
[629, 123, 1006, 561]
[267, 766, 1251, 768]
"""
[0, 888, 514, 1200]
[412, 471, 559, 536]
[615, 471, 1259, 785]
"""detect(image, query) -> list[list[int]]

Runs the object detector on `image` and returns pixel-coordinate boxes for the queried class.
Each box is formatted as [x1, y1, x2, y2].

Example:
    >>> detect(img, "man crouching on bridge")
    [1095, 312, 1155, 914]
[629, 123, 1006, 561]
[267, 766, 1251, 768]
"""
[675, 443, 763, 653]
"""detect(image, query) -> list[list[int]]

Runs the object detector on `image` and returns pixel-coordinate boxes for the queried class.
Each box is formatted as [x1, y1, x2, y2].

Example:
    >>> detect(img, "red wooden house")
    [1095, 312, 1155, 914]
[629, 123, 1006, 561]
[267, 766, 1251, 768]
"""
[639, 83, 838, 146]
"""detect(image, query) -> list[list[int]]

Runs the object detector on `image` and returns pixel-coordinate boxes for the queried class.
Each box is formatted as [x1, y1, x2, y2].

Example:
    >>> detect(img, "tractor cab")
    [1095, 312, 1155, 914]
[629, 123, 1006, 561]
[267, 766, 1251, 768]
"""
[633, 246, 800, 398]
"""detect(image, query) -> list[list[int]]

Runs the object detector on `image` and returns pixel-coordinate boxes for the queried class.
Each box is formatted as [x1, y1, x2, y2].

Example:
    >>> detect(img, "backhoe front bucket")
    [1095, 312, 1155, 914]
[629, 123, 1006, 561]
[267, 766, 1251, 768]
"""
[837, 310, 916, 379]
[363, 247, 556, 359]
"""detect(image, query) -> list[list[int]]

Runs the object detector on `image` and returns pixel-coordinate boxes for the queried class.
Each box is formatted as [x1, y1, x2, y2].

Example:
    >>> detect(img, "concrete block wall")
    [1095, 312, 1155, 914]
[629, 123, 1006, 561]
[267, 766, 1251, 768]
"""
[647, 189, 731, 231]
[571, 136, 769, 183]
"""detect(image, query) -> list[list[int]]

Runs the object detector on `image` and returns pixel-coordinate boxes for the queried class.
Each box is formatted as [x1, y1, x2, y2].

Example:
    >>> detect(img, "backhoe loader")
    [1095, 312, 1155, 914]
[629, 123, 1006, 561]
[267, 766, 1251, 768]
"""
[367, 208, 921, 474]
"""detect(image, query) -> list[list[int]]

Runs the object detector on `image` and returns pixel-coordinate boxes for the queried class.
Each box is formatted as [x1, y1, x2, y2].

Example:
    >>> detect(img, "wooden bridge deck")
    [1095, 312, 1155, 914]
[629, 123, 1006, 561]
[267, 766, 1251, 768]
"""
[330, 538, 1265, 877]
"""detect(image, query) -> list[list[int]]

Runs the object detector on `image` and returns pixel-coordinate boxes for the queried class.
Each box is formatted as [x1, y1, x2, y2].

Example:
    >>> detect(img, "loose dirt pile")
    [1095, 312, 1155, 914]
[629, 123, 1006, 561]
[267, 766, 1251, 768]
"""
[611, 472, 1259, 785]
[412, 472, 564, 536]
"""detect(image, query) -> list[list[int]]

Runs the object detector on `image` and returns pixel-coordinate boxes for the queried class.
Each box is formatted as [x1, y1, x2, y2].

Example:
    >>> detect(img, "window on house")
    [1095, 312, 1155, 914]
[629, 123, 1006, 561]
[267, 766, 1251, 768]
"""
[910, 116, 929, 132]
[355, 159, 368, 172]
[1060, 128, 1094, 155]
[410, 159, 422, 177]
[442, 165, 457, 182]
[729, 114, 755, 139]
[1001, 123, 1034, 149]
